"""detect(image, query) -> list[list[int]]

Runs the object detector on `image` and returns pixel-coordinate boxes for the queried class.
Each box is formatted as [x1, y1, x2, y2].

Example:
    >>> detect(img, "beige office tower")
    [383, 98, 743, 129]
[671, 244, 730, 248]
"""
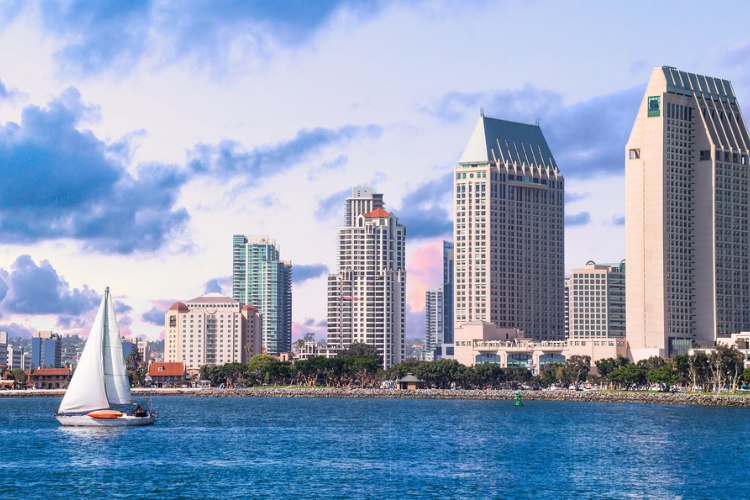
[327, 187, 406, 368]
[626, 66, 750, 360]
[455, 114, 565, 340]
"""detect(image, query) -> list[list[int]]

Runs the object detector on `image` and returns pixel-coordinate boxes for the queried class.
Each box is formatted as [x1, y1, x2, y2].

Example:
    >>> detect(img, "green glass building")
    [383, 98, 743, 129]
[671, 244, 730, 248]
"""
[232, 235, 292, 355]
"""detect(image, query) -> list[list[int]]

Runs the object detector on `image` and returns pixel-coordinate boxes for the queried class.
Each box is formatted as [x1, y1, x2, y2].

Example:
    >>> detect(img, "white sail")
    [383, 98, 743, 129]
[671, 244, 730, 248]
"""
[57, 296, 109, 414]
[103, 290, 132, 405]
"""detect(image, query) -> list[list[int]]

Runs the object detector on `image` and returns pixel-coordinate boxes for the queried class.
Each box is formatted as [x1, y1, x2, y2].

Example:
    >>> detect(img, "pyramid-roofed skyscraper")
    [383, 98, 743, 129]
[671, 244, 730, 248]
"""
[454, 113, 565, 341]
[626, 66, 750, 360]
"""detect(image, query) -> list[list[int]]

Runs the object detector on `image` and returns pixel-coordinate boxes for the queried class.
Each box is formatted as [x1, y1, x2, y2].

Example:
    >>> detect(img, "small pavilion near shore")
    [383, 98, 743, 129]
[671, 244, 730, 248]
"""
[397, 373, 425, 390]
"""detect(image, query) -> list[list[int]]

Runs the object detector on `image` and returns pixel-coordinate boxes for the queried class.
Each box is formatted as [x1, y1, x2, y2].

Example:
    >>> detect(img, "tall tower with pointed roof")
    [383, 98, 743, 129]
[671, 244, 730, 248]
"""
[625, 66, 750, 360]
[326, 187, 406, 368]
[454, 115, 565, 342]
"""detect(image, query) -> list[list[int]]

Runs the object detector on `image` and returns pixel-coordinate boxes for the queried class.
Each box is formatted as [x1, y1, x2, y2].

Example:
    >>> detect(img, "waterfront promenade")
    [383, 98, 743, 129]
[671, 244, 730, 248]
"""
[4, 387, 750, 406]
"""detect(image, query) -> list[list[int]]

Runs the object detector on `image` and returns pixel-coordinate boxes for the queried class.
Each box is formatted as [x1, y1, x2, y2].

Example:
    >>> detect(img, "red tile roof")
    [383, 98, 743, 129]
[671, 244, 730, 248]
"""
[169, 301, 189, 312]
[242, 304, 258, 312]
[363, 207, 391, 218]
[31, 368, 70, 376]
[149, 362, 185, 377]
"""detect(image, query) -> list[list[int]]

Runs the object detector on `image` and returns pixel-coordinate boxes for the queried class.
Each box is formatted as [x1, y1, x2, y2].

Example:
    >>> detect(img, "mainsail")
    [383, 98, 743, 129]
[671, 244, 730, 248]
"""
[103, 291, 132, 405]
[57, 288, 132, 414]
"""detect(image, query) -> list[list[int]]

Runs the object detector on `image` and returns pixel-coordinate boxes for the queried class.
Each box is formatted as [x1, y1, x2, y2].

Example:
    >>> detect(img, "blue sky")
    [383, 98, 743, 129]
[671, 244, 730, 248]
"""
[0, 0, 749, 341]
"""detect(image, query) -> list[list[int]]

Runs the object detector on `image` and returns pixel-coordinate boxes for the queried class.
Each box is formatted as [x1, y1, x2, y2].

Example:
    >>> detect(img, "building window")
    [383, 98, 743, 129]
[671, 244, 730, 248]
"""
[629, 149, 640, 160]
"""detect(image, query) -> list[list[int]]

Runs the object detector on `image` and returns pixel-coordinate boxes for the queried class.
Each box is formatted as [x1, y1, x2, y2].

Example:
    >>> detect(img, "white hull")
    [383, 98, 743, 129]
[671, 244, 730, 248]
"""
[56, 414, 156, 427]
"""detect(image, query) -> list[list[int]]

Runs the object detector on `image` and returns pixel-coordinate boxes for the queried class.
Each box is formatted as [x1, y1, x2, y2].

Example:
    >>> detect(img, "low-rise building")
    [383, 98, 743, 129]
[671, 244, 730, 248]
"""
[689, 332, 750, 368]
[30, 368, 70, 389]
[454, 320, 626, 373]
[291, 339, 338, 361]
[148, 362, 186, 387]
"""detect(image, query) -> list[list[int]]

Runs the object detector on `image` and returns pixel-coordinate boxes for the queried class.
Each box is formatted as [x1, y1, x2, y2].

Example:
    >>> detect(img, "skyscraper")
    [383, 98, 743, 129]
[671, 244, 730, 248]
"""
[625, 66, 750, 360]
[326, 187, 406, 368]
[232, 235, 293, 355]
[454, 114, 565, 340]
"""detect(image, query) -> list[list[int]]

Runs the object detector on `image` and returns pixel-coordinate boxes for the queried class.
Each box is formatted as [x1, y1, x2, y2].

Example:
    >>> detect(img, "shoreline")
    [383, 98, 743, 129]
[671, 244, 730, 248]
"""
[3, 387, 750, 406]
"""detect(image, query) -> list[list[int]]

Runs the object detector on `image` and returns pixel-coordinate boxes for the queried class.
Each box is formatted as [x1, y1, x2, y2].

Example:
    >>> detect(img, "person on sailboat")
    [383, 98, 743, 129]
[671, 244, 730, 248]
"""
[134, 404, 148, 417]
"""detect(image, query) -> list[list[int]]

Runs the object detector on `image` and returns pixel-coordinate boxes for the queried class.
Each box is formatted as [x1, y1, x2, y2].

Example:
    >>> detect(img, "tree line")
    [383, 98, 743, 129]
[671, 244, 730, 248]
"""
[594, 344, 750, 392]
[127, 342, 750, 393]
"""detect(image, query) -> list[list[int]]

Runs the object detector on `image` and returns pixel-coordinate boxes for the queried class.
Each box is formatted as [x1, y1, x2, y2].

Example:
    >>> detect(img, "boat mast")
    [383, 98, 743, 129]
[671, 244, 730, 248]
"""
[103, 286, 110, 403]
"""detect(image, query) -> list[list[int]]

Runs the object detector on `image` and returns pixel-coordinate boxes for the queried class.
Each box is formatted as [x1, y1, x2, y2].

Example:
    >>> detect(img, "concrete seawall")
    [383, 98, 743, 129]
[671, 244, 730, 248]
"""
[5, 387, 750, 406]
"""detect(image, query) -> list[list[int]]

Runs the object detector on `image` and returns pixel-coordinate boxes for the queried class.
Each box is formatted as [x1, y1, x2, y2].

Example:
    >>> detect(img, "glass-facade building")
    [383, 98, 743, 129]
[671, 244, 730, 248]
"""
[31, 331, 62, 369]
[232, 235, 292, 355]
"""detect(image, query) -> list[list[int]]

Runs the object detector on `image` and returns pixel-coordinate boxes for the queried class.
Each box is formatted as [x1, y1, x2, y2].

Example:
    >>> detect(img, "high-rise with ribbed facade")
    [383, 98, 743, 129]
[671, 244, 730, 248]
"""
[232, 235, 292, 355]
[454, 114, 565, 340]
[626, 66, 750, 360]
[326, 187, 406, 368]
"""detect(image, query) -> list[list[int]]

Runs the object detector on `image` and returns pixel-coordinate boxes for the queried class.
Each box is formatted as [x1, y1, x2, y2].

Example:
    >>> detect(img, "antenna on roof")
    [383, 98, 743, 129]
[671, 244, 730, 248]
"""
[480, 108, 484, 117]
[535, 116, 540, 126]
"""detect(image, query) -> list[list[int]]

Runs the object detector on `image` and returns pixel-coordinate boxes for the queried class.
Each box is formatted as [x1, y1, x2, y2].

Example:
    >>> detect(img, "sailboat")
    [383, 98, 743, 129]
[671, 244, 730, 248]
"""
[56, 287, 155, 427]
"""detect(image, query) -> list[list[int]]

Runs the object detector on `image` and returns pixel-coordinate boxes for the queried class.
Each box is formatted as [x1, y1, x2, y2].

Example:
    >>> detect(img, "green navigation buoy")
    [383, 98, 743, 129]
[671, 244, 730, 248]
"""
[514, 391, 523, 407]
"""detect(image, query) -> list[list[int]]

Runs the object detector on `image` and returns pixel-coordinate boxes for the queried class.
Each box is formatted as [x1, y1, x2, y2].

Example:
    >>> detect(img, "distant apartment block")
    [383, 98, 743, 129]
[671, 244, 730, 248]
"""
[165, 293, 261, 371]
[425, 286, 444, 351]
[626, 66, 750, 359]
[568, 261, 625, 339]
[327, 187, 406, 369]
[0, 332, 7, 368]
[7, 344, 27, 370]
[455, 114, 565, 340]
[426, 242, 455, 356]
[232, 235, 292, 355]
[126, 337, 151, 362]
[564, 278, 570, 338]
[442, 241, 454, 345]
[31, 331, 62, 369]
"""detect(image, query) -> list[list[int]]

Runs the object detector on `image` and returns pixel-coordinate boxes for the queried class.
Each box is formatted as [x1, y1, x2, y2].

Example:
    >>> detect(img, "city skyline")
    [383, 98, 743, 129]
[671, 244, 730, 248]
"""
[1, 2, 750, 342]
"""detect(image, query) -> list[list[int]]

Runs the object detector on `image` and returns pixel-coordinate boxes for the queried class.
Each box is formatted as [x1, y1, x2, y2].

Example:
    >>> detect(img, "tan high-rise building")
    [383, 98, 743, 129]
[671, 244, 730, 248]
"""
[165, 293, 262, 371]
[626, 66, 750, 360]
[455, 114, 565, 340]
[326, 187, 406, 368]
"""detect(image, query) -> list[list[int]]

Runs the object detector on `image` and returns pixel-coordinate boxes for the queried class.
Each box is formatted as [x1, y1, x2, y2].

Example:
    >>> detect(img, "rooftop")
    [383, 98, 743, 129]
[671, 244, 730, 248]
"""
[661, 66, 736, 103]
[31, 368, 70, 376]
[363, 207, 391, 218]
[459, 114, 557, 170]
[186, 293, 238, 305]
[148, 362, 185, 377]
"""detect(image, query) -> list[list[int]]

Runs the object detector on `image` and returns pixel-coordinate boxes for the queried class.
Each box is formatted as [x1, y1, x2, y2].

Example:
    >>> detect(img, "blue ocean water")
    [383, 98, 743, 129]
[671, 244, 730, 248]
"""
[0, 396, 748, 498]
